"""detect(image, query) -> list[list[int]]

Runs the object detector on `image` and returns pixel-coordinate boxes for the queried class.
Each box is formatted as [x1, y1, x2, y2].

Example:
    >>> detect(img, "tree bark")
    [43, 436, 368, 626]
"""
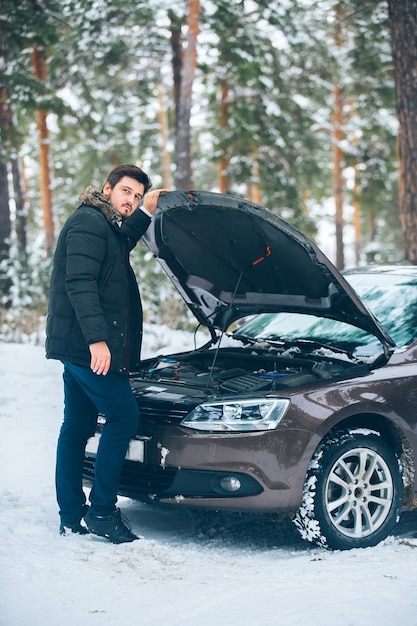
[11, 156, 28, 263]
[249, 145, 262, 205]
[169, 10, 183, 134]
[332, 82, 345, 270]
[218, 79, 230, 193]
[0, 159, 12, 305]
[352, 166, 361, 267]
[158, 86, 172, 189]
[32, 43, 55, 256]
[0, 13, 12, 303]
[174, 0, 200, 190]
[388, 0, 417, 262]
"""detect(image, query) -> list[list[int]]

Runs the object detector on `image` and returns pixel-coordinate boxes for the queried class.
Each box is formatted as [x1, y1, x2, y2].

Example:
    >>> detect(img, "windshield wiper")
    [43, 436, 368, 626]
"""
[261, 335, 355, 360]
[233, 332, 356, 361]
[231, 333, 259, 346]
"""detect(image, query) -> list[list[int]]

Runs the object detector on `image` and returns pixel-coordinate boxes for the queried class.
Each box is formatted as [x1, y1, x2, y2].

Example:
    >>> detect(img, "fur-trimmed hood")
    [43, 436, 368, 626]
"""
[79, 185, 123, 227]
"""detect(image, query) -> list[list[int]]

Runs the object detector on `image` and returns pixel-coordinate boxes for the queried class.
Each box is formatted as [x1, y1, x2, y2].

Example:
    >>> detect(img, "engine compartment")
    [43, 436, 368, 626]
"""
[131, 343, 370, 400]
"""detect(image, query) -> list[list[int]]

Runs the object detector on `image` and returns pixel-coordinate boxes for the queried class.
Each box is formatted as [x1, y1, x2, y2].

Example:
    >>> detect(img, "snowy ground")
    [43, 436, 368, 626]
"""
[1, 332, 417, 626]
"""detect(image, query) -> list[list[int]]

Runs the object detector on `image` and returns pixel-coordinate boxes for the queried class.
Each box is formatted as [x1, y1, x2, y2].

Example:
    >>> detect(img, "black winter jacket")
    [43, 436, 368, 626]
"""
[45, 186, 152, 374]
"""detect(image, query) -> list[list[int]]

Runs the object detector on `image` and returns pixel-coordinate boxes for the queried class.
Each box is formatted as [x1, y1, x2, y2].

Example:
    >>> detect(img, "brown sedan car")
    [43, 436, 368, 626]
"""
[83, 191, 417, 550]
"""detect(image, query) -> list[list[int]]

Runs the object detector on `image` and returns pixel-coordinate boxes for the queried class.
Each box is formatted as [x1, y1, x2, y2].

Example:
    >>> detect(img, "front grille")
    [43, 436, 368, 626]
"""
[83, 455, 177, 498]
[133, 396, 195, 424]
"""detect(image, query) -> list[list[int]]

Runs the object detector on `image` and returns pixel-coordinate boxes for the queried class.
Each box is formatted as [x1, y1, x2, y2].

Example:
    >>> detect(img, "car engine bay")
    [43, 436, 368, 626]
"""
[131, 343, 371, 401]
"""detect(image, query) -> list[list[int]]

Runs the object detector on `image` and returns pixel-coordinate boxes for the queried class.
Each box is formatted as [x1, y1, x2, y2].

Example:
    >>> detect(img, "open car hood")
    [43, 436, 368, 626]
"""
[142, 191, 395, 348]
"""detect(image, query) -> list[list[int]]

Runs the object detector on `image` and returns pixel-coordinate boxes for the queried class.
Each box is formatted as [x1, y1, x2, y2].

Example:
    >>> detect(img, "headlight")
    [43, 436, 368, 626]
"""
[180, 398, 290, 432]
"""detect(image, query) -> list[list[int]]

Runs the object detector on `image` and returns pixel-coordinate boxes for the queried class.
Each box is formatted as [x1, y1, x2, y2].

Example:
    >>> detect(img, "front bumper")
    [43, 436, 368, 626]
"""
[82, 423, 313, 512]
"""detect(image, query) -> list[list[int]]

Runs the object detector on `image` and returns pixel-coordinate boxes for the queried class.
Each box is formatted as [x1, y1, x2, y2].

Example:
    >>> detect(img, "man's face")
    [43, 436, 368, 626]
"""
[102, 176, 145, 218]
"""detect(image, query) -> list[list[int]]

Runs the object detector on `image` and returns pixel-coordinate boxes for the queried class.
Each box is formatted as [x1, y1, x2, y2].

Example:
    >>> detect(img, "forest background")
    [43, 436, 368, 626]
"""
[1, 0, 416, 344]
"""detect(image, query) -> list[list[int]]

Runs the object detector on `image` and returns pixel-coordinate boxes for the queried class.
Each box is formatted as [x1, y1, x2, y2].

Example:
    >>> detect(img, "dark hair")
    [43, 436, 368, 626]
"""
[104, 164, 152, 193]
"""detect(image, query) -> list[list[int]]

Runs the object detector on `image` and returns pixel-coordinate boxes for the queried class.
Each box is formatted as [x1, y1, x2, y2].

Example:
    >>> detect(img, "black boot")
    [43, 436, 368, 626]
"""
[59, 521, 90, 536]
[85, 508, 139, 544]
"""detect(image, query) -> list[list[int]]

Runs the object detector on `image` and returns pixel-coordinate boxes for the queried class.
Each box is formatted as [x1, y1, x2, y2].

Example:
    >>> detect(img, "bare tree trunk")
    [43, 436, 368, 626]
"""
[249, 145, 262, 205]
[0, 159, 12, 305]
[352, 166, 361, 267]
[11, 156, 28, 263]
[174, 0, 200, 190]
[32, 43, 55, 257]
[388, 0, 417, 262]
[0, 16, 12, 304]
[158, 86, 172, 189]
[332, 82, 345, 270]
[218, 79, 230, 193]
[1, 97, 28, 264]
[169, 10, 183, 134]
[365, 210, 378, 263]
[369, 210, 377, 241]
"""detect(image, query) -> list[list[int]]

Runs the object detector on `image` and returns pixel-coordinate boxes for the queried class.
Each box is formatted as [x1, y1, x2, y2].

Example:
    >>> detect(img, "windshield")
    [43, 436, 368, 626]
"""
[234, 271, 417, 351]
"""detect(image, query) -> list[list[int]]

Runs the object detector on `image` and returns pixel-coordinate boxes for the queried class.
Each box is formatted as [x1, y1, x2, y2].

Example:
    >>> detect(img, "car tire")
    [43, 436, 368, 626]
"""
[294, 430, 403, 550]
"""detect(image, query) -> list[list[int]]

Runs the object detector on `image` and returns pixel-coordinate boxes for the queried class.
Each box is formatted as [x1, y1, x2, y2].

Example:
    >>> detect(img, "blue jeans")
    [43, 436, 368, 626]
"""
[56, 362, 139, 524]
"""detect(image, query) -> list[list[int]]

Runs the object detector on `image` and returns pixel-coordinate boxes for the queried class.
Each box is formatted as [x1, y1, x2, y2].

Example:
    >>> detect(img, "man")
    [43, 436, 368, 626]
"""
[46, 164, 166, 544]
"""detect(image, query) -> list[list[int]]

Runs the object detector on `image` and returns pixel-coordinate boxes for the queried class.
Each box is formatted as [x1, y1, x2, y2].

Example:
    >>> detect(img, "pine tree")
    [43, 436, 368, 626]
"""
[388, 0, 417, 263]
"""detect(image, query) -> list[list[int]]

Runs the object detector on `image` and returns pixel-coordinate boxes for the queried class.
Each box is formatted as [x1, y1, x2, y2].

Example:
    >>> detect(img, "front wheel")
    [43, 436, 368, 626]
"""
[294, 430, 403, 550]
